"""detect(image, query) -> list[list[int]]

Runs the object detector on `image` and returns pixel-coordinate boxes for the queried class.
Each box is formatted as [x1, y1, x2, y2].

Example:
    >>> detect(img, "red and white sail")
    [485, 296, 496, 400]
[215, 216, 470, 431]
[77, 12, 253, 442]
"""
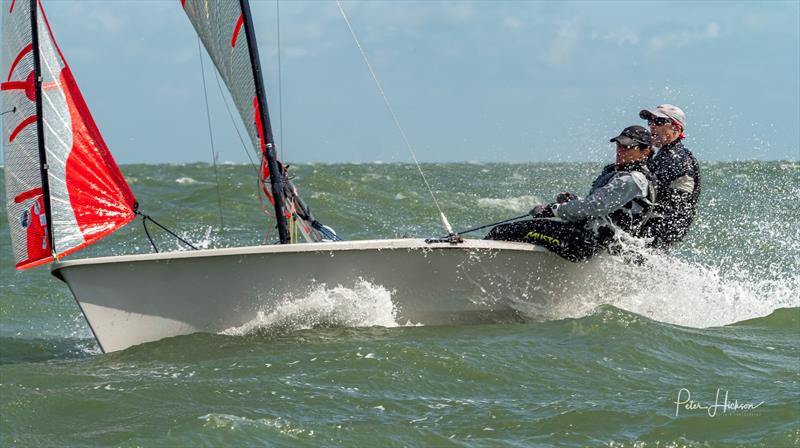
[181, 0, 324, 242]
[2, 0, 136, 269]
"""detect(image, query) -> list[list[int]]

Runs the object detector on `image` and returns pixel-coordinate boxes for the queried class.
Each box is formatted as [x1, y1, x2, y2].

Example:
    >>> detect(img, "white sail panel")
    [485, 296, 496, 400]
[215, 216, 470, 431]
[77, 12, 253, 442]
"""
[182, 0, 263, 156]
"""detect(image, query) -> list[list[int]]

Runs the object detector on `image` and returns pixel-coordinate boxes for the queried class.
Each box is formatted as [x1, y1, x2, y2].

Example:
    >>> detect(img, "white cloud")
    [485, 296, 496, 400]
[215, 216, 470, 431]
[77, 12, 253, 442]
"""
[284, 47, 310, 59]
[743, 13, 769, 29]
[444, 3, 477, 24]
[503, 16, 523, 31]
[705, 21, 720, 38]
[591, 28, 639, 46]
[545, 19, 580, 66]
[649, 21, 721, 51]
[87, 8, 124, 33]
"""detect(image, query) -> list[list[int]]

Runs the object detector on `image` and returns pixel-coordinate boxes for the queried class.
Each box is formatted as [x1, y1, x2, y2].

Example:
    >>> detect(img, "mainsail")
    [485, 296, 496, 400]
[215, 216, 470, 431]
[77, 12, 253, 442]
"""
[181, 0, 330, 243]
[2, 0, 136, 269]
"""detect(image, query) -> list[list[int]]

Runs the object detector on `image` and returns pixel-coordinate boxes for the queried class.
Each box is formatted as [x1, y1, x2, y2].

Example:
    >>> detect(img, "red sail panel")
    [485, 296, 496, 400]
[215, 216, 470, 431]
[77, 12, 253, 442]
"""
[36, 1, 136, 262]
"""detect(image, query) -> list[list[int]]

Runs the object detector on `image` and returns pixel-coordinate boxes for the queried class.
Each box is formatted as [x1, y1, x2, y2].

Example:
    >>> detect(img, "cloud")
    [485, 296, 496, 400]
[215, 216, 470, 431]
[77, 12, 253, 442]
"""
[88, 9, 123, 33]
[443, 3, 477, 24]
[592, 29, 639, 46]
[545, 19, 581, 66]
[503, 16, 523, 31]
[649, 21, 721, 51]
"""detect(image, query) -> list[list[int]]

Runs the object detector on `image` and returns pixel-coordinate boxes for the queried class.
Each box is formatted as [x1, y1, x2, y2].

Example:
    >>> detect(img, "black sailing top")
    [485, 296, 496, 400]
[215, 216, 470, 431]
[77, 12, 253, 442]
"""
[641, 139, 701, 248]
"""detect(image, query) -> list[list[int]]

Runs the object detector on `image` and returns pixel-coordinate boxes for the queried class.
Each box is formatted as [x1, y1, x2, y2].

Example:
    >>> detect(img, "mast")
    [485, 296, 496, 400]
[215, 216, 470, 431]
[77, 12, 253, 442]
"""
[28, 0, 55, 254]
[239, 0, 290, 244]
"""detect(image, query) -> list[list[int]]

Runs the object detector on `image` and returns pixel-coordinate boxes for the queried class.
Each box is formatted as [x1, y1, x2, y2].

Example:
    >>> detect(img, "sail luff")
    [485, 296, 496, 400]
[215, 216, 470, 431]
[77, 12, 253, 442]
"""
[238, 0, 289, 244]
[28, 0, 55, 255]
[2, 0, 53, 269]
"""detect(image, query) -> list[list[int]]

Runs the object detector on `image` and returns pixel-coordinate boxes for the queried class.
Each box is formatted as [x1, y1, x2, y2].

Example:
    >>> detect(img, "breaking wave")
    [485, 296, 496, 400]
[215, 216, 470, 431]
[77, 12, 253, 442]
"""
[477, 195, 541, 212]
[175, 177, 199, 184]
[222, 280, 398, 336]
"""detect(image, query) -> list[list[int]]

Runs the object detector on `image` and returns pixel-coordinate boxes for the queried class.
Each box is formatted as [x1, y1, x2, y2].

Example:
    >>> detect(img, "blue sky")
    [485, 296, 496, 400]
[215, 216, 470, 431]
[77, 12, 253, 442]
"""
[3, 0, 799, 163]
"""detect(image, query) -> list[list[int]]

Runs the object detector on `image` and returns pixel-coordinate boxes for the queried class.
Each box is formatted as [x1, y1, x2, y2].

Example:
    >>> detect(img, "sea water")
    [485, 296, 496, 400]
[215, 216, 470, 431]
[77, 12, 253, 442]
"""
[1, 162, 798, 447]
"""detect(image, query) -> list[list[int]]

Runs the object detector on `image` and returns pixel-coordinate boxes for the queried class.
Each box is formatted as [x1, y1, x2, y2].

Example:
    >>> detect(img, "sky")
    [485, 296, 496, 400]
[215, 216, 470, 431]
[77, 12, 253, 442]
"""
[2, 0, 799, 163]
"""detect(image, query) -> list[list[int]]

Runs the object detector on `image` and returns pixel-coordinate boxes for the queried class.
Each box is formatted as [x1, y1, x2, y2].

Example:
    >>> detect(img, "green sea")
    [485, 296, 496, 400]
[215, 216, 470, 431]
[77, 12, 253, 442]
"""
[1, 161, 798, 447]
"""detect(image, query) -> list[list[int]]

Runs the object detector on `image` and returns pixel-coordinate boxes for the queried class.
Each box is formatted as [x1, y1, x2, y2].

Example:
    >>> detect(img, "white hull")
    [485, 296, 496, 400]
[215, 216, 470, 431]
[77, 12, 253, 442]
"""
[52, 239, 600, 352]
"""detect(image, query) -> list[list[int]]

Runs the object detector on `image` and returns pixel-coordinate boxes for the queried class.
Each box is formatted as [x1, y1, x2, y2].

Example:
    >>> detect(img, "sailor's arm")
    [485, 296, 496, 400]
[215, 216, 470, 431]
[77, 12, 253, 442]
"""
[552, 172, 649, 222]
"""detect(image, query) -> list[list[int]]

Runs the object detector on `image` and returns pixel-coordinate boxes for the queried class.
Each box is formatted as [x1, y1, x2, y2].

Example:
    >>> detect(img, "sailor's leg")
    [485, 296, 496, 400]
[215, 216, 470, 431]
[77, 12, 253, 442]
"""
[519, 220, 602, 262]
[485, 219, 541, 242]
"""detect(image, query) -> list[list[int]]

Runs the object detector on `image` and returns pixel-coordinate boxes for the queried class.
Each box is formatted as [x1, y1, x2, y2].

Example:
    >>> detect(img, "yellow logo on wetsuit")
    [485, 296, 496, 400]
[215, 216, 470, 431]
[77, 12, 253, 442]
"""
[526, 232, 560, 245]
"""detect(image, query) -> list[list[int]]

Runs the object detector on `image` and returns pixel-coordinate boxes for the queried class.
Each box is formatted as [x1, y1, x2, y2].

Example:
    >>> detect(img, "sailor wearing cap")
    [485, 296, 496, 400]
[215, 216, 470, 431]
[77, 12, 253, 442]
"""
[485, 126, 657, 262]
[639, 104, 701, 249]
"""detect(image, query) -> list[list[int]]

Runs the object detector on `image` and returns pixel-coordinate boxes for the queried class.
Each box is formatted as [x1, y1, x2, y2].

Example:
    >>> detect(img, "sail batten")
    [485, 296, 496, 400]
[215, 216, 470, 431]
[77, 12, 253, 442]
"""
[2, 0, 136, 269]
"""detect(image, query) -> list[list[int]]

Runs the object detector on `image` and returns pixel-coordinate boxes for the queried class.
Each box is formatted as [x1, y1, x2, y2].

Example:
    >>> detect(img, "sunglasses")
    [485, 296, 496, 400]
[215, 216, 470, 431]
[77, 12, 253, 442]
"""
[647, 117, 672, 126]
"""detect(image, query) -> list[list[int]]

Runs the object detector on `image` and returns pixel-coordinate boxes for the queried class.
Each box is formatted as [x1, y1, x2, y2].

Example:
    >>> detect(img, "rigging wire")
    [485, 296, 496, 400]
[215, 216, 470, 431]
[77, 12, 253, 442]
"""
[335, 1, 455, 236]
[197, 39, 225, 234]
[210, 63, 274, 234]
[211, 70, 258, 173]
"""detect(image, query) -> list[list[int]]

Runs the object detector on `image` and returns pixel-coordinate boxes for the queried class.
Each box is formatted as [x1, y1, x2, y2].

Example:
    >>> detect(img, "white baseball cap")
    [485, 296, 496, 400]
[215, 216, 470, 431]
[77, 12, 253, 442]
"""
[639, 104, 686, 128]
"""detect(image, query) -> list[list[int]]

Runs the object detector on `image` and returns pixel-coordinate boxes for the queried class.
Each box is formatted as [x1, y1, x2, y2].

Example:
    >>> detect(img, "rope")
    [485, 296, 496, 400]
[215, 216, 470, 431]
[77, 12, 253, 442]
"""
[457, 214, 530, 235]
[335, 1, 455, 236]
[142, 214, 157, 253]
[312, 220, 341, 241]
[425, 214, 531, 243]
[136, 210, 199, 251]
[198, 39, 225, 234]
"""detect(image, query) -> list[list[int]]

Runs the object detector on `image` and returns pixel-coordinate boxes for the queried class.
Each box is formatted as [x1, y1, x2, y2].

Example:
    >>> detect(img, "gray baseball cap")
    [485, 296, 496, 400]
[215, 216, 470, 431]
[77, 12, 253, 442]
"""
[639, 104, 686, 128]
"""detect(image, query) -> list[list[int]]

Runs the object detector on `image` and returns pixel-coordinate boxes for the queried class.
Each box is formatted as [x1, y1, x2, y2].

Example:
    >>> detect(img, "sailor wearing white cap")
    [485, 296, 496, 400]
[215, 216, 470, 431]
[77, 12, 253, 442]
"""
[639, 104, 701, 249]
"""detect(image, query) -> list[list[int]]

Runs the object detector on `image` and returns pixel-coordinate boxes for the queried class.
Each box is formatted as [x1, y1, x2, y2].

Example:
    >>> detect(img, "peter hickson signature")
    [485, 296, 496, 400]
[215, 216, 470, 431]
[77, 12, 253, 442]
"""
[674, 388, 764, 417]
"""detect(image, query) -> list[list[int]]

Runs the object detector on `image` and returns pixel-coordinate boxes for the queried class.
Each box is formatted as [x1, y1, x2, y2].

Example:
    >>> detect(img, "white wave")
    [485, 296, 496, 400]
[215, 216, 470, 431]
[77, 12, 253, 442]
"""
[477, 195, 540, 212]
[222, 280, 398, 336]
[198, 413, 312, 437]
[175, 177, 200, 185]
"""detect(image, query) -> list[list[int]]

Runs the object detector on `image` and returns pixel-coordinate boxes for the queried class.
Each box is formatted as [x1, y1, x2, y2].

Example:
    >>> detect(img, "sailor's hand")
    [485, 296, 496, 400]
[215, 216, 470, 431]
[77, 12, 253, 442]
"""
[530, 204, 555, 218]
[555, 191, 576, 203]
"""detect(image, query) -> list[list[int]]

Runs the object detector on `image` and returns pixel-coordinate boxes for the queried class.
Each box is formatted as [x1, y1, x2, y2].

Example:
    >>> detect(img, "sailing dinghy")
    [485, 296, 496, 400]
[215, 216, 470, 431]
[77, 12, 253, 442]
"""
[3, 0, 600, 353]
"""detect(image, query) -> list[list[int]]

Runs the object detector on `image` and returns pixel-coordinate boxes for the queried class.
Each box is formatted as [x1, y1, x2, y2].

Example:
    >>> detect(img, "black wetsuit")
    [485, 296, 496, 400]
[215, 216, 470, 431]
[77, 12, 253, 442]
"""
[485, 162, 656, 262]
[640, 139, 700, 249]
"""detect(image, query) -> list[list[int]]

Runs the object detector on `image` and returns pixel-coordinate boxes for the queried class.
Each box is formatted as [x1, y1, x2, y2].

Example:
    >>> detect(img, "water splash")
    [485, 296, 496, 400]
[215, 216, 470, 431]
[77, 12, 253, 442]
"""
[542, 246, 800, 328]
[222, 280, 398, 336]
